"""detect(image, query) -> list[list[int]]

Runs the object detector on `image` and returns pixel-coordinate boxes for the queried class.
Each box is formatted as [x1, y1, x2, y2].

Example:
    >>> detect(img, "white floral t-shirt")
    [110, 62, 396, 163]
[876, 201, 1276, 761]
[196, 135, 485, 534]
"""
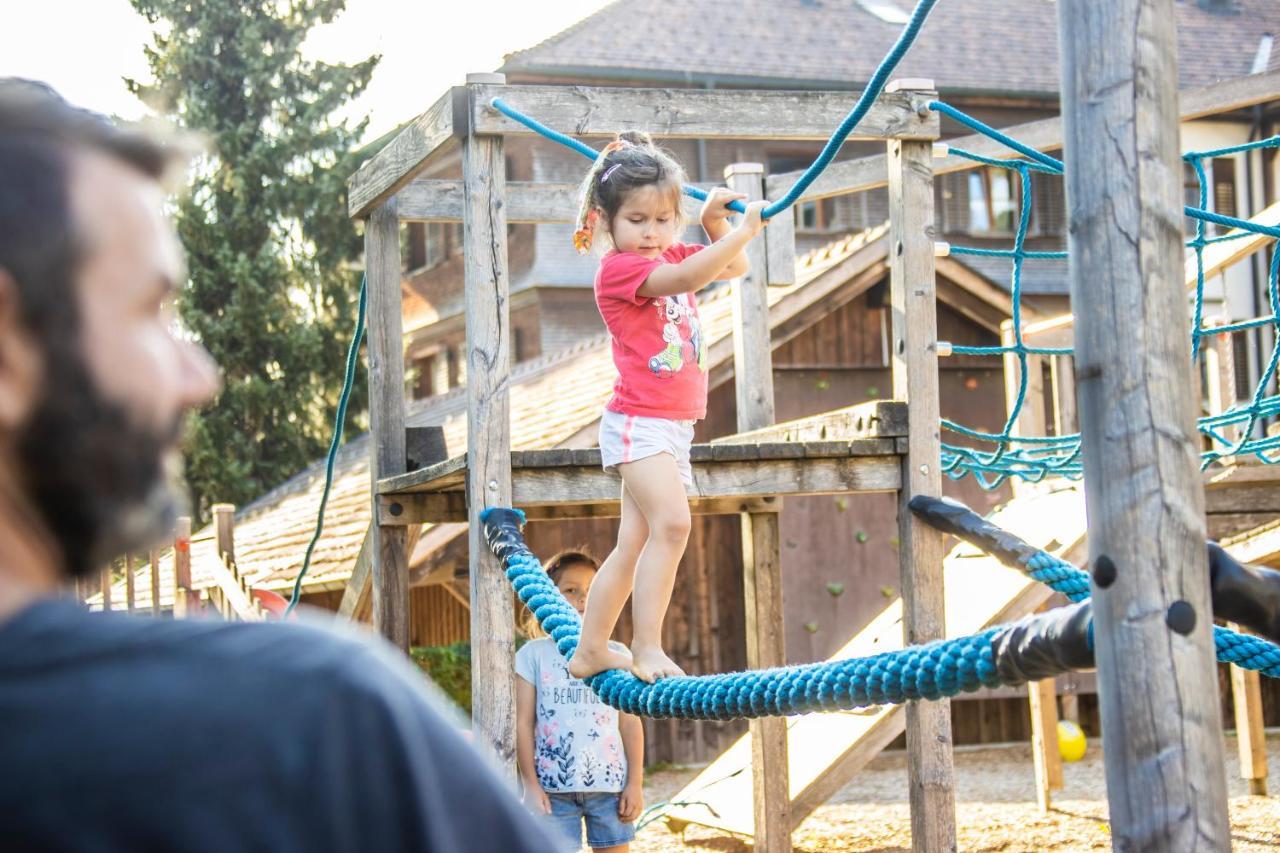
[514, 638, 628, 793]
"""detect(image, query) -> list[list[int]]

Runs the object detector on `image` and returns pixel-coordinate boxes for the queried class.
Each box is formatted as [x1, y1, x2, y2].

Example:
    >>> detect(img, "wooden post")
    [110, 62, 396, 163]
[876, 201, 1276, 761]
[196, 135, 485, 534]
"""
[1204, 321, 1267, 796]
[1049, 355, 1077, 437]
[213, 504, 236, 565]
[886, 81, 956, 853]
[100, 565, 113, 613]
[725, 162, 790, 853]
[172, 516, 194, 618]
[1027, 677, 1063, 812]
[463, 72, 517, 773]
[149, 548, 161, 615]
[124, 553, 136, 613]
[213, 504, 237, 619]
[1057, 2, 1231, 847]
[1000, 329, 1061, 798]
[366, 193, 411, 650]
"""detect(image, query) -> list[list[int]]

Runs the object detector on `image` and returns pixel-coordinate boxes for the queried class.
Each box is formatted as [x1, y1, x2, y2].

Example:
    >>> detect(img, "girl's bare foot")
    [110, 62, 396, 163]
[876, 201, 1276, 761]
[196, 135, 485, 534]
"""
[631, 646, 685, 683]
[568, 644, 633, 680]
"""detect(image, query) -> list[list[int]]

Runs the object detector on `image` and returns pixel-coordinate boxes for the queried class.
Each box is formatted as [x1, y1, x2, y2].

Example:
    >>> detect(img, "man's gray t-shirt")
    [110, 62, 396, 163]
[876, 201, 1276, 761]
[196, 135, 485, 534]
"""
[0, 599, 564, 853]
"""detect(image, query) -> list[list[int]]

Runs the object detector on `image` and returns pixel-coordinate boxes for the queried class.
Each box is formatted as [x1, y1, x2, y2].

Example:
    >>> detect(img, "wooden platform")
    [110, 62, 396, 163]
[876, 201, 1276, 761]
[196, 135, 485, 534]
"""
[376, 438, 905, 523]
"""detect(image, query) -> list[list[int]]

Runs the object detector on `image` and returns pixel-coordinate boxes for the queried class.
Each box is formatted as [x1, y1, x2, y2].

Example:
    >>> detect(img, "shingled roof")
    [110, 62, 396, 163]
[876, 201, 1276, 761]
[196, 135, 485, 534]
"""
[501, 0, 1280, 97]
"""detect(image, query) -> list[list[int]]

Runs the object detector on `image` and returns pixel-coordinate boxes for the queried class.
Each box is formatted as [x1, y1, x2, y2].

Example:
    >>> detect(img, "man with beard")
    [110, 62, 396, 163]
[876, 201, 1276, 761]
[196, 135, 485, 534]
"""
[0, 80, 564, 853]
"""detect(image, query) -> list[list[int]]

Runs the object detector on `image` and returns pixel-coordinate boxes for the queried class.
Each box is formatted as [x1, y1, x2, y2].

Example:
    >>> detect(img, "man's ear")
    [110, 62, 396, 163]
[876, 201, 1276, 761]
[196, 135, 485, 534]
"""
[0, 270, 42, 432]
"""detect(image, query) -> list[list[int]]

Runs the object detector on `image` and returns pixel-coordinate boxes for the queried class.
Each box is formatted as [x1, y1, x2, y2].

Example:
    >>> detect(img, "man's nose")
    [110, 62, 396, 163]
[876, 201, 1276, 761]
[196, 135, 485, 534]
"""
[177, 340, 221, 408]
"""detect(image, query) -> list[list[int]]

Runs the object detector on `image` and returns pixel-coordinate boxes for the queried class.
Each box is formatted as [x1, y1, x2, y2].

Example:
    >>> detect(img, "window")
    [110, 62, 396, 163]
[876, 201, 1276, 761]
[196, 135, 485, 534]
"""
[795, 198, 837, 232]
[966, 167, 1019, 235]
[403, 222, 461, 272]
[939, 167, 1041, 237]
[411, 354, 436, 399]
[1185, 157, 1239, 237]
[406, 223, 427, 270]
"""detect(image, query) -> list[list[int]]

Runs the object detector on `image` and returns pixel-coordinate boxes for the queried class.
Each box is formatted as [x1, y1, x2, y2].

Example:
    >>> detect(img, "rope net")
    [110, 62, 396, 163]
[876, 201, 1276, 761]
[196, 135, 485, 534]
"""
[935, 102, 1280, 489]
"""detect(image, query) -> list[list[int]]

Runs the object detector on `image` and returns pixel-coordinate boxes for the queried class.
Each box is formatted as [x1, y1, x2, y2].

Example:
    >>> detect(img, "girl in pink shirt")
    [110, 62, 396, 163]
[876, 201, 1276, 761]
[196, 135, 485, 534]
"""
[567, 131, 768, 683]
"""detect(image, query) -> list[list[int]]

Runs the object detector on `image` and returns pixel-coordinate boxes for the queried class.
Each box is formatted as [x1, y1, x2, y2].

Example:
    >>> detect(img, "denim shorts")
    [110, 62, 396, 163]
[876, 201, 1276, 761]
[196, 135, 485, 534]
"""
[545, 791, 636, 850]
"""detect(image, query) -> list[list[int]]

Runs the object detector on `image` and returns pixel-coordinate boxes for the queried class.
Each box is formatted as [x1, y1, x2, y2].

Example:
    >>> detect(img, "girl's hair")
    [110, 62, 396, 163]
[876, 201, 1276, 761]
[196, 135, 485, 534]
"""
[573, 130, 688, 255]
[521, 549, 600, 639]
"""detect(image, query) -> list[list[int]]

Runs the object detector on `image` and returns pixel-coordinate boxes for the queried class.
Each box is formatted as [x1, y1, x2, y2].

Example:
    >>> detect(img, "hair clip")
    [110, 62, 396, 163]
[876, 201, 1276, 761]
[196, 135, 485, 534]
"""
[573, 208, 599, 255]
[600, 163, 623, 183]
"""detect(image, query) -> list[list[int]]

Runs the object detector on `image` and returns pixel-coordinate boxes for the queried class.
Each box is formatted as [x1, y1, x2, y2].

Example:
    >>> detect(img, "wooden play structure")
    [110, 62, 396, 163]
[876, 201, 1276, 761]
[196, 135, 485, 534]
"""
[333, 0, 1280, 847]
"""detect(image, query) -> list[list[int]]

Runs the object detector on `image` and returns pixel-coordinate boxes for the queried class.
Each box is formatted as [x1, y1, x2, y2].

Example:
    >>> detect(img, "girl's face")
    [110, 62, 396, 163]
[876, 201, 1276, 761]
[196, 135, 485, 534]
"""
[556, 563, 596, 614]
[606, 184, 680, 258]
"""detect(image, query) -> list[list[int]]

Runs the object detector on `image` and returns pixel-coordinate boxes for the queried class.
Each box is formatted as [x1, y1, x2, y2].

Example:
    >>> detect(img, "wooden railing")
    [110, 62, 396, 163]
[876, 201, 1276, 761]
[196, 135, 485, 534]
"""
[90, 503, 263, 622]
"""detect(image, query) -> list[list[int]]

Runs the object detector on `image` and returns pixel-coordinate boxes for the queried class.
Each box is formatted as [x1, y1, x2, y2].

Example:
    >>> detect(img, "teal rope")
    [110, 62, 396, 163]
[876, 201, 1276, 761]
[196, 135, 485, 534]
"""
[489, 0, 940, 219]
[289, 274, 367, 615]
[932, 100, 1280, 486]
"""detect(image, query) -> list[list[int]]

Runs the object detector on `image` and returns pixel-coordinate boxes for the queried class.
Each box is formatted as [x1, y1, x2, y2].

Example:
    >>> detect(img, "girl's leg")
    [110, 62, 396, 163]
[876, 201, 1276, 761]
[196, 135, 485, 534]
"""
[568, 484, 648, 679]
[618, 453, 690, 682]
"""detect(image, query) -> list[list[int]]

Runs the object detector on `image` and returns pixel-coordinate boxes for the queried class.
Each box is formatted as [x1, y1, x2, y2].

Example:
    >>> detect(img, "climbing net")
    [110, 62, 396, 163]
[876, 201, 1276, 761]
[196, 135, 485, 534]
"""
[936, 107, 1280, 489]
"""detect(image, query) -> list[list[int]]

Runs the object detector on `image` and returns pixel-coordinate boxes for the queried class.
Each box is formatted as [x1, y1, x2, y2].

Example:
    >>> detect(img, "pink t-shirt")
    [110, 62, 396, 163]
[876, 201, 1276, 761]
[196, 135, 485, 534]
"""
[594, 242, 709, 420]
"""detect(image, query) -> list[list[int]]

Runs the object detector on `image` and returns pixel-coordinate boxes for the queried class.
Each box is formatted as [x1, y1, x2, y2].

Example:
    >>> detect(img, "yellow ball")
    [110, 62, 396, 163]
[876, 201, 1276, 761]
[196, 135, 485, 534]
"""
[1057, 719, 1087, 762]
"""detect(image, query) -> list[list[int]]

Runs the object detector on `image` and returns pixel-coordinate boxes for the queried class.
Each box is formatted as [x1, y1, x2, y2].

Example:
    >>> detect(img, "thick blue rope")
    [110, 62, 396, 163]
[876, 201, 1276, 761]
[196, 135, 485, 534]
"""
[489, 0, 939, 219]
[483, 506, 1280, 722]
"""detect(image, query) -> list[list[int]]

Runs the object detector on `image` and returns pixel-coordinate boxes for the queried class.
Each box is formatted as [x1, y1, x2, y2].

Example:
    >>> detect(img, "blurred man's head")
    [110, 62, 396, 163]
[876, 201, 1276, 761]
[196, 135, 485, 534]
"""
[0, 80, 218, 580]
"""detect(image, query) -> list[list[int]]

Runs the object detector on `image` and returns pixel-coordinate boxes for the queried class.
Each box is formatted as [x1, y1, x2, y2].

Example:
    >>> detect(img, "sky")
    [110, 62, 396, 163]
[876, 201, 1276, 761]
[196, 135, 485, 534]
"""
[0, 0, 614, 141]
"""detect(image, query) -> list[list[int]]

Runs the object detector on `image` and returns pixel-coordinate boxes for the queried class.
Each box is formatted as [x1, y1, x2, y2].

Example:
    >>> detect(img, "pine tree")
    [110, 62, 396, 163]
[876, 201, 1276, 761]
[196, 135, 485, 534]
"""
[127, 0, 377, 518]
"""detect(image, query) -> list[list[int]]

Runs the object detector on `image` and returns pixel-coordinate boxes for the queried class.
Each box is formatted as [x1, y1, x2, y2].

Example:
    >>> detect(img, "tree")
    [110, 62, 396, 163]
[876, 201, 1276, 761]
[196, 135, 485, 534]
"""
[128, 0, 377, 518]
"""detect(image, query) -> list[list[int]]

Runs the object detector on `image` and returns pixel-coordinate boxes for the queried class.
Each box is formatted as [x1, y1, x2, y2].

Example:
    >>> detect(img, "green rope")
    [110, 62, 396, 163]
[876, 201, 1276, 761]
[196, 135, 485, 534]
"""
[288, 273, 367, 615]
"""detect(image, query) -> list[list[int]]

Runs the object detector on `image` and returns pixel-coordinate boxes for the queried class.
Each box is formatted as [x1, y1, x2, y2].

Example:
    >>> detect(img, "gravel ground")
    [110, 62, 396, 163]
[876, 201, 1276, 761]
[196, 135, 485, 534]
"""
[632, 734, 1280, 852]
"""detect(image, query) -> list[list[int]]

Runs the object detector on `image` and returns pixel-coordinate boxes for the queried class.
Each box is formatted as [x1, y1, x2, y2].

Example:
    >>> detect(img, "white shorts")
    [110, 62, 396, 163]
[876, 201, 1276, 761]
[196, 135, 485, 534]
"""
[599, 409, 695, 487]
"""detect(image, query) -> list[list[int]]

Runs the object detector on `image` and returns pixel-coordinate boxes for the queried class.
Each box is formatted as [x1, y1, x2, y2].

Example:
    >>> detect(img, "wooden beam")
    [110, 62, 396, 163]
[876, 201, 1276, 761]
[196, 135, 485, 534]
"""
[765, 193, 797, 286]
[470, 84, 939, 141]
[887, 107, 956, 851]
[1028, 677, 1063, 812]
[337, 524, 375, 620]
[347, 87, 463, 218]
[1228, 632, 1269, 796]
[382, 492, 784, 525]
[726, 162, 790, 853]
[366, 196, 412, 650]
[1058, 0, 1230, 846]
[382, 441, 900, 498]
[1049, 354, 1078, 437]
[765, 68, 1280, 204]
[713, 400, 907, 444]
[462, 72, 517, 776]
[396, 179, 705, 224]
[1205, 321, 1269, 797]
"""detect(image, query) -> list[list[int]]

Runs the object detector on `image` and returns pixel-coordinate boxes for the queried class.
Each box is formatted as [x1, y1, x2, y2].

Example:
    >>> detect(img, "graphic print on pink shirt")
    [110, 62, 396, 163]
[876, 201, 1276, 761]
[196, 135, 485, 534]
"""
[594, 242, 709, 421]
